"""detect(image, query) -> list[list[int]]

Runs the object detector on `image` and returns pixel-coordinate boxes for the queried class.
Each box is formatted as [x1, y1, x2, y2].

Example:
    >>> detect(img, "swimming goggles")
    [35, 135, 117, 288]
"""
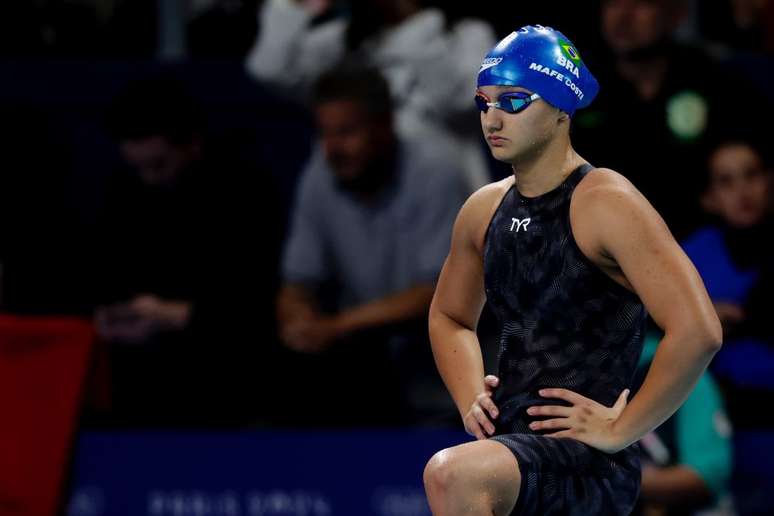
[475, 91, 541, 114]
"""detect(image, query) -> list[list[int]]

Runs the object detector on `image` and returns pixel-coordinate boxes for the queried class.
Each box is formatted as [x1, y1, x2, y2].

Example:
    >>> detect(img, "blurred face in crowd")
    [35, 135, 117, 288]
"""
[478, 86, 567, 165]
[703, 143, 770, 228]
[315, 99, 393, 187]
[120, 135, 200, 187]
[602, 0, 685, 57]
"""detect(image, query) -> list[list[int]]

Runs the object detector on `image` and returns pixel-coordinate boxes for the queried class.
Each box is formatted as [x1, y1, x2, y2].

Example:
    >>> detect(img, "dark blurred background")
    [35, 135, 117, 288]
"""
[0, 1, 771, 515]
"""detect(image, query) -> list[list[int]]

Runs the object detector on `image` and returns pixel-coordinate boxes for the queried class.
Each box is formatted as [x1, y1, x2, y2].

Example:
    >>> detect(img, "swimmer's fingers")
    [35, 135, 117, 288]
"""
[470, 422, 486, 441]
[477, 392, 499, 420]
[526, 405, 572, 418]
[528, 418, 572, 432]
[539, 388, 590, 406]
[472, 405, 496, 437]
[612, 389, 630, 416]
[463, 412, 487, 440]
[538, 391, 631, 453]
[544, 430, 574, 439]
[484, 375, 500, 391]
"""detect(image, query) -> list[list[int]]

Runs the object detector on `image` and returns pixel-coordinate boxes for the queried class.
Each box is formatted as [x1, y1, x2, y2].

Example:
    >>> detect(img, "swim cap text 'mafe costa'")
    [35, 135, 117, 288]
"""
[478, 25, 599, 116]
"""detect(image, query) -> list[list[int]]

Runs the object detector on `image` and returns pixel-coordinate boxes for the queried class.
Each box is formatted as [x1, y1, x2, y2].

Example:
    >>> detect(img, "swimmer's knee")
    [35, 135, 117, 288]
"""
[424, 442, 520, 515]
[424, 441, 520, 494]
[423, 448, 463, 495]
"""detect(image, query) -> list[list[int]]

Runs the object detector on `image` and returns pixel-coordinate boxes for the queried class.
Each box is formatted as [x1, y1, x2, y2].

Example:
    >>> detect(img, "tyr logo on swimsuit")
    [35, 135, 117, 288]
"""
[510, 218, 531, 232]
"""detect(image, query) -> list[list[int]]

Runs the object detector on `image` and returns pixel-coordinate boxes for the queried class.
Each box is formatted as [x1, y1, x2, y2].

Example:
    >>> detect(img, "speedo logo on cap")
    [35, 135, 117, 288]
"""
[479, 57, 503, 73]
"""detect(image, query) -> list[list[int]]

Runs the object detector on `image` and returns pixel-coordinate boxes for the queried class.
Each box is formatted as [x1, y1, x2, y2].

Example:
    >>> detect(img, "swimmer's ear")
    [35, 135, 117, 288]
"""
[557, 110, 570, 123]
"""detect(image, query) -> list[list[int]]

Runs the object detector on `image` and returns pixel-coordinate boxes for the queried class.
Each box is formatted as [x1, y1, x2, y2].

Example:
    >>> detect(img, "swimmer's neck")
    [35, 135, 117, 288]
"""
[510, 136, 585, 198]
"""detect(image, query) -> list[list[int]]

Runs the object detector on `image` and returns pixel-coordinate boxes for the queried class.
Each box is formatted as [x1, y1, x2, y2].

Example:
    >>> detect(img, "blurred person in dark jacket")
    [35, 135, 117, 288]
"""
[698, 0, 774, 55]
[96, 75, 282, 427]
[572, 0, 770, 240]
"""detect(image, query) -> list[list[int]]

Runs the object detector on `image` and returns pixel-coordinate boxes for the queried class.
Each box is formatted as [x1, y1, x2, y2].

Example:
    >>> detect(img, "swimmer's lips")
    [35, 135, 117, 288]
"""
[487, 135, 509, 147]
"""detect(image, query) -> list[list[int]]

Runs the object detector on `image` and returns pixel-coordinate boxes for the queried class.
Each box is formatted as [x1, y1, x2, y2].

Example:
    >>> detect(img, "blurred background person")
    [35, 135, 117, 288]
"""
[94, 75, 282, 427]
[682, 138, 774, 428]
[277, 63, 469, 427]
[245, 0, 497, 190]
[697, 0, 774, 55]
[680, 137, 773, 515]
[572, 0, 772, 240]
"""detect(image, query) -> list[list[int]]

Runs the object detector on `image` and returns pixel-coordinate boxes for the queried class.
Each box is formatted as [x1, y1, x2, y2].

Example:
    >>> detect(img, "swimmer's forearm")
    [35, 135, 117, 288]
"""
[429, 308, 487, 417]
[612, 329, 721, 449]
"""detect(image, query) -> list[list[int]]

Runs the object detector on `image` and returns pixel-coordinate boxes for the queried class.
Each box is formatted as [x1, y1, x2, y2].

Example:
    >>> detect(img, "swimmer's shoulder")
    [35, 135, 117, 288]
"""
[572, 166, 645, 212]
[571, 166, 657, 266]
[456, 176, 515, 254]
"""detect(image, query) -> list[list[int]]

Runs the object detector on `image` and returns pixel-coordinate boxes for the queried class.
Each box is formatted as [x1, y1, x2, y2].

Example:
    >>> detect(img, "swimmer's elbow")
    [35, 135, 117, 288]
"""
[702, 318, 723, 353]
[429, 303, 476, 335]
[665, 310, 722, 355]
[699, 304, 723, 353]
[683, 313, 723, 354]
[695, 328, 722, 356]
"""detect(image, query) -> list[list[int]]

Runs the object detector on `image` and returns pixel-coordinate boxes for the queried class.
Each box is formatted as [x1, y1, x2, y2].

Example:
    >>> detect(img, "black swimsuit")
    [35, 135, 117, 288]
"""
[484, 164, 647, 515]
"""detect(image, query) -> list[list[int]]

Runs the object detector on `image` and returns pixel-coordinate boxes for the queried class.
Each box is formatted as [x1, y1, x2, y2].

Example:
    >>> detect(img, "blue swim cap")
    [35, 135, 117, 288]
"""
[477, 25, 599, 116]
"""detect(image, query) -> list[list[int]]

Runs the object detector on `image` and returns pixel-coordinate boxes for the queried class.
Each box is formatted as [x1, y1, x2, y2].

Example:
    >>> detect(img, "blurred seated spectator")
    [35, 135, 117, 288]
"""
[245, 0, 496, 189]
[277, 63, 469, 427]
[681, 138, 774, 429]
[631, 333, 733, 516]
[94, 75, 282, 427]
[698, 0, 774, 55]
[572, 0, 770, 240]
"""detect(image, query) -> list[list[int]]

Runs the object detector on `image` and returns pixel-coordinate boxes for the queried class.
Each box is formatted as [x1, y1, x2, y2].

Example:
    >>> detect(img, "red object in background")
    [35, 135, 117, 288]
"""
[0, 316, 96, 516]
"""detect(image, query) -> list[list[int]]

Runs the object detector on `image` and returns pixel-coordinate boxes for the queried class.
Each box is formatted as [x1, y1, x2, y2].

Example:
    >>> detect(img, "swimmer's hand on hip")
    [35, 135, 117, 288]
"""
[464, 375, 501, 440]
[527, 388, 630, 454]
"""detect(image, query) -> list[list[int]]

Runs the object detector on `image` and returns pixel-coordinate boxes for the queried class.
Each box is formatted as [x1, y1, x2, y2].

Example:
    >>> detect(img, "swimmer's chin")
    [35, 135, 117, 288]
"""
[488, 145, 519, 163]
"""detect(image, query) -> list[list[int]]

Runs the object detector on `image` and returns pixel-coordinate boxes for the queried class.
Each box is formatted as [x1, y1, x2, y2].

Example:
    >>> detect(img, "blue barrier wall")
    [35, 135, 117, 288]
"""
[67, 429, 469, 516]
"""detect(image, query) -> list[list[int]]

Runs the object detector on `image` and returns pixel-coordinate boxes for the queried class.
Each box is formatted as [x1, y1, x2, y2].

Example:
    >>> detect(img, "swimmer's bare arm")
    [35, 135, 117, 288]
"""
[529, 171, 722, 453]
[429, 182, 508, 439]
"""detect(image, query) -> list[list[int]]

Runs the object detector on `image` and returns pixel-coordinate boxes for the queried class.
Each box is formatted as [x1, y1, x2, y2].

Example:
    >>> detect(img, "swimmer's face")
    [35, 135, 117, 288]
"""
[477, 85, 565, 164]
[315, 99, 392, 183]
[602, 0, 683, 57]
[703, 143, 770, 229]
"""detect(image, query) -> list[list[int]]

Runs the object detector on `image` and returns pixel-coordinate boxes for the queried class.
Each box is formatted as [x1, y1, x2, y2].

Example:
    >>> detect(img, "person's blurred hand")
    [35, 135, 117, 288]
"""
[463, 375, 500, 440]
[128, 294, 191, 328]
[714, 301, 745, 335]
[95, 294, 192, 344]
[281, 313, 342, 353]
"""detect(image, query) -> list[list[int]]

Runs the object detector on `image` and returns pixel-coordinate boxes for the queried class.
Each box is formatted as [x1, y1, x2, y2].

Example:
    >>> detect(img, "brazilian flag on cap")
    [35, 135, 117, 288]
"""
[560, 40, 581, 64]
